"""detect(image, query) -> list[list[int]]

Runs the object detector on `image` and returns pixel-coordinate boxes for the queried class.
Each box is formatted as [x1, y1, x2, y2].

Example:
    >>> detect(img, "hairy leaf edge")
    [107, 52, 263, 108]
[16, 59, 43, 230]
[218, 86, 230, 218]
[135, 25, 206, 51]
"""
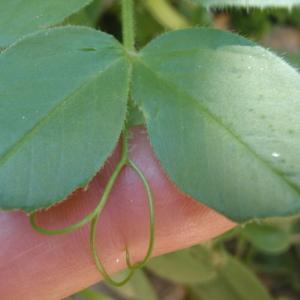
[132, 28, 300, 222]
[0, 27, 132, 213]
[0, 0, 95, 48]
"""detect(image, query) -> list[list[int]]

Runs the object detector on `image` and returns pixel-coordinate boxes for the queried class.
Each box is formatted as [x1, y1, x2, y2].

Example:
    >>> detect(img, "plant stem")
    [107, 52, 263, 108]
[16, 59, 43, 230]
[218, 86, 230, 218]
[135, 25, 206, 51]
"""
[122, 0, 135, 51]
[144, 0, 190, 30]
[235, 236, 247, 258]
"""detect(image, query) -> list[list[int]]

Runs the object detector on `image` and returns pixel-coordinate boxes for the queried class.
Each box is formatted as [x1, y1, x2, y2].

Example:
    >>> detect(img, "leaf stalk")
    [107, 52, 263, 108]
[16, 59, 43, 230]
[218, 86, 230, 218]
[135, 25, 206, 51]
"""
[122, 0, 135, 52]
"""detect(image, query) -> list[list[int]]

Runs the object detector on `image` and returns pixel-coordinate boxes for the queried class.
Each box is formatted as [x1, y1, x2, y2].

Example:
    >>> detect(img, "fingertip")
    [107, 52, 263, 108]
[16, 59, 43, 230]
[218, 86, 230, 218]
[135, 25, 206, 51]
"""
[0, 127, 235, 299]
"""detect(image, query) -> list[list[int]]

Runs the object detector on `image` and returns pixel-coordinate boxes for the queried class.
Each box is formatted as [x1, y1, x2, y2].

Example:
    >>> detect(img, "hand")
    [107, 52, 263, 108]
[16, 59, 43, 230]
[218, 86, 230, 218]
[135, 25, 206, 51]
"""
[0, 127, 234, 300]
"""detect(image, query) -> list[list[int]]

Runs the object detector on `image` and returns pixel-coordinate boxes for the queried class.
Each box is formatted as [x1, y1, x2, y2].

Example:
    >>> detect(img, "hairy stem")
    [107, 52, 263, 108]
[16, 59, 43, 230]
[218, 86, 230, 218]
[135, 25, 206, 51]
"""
[122, 0, 135, 51]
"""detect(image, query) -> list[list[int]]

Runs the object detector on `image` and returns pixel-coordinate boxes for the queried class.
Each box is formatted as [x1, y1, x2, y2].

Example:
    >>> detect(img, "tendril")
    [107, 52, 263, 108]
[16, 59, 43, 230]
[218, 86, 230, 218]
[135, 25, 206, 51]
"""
[125, 159, 155, 270]
[29, 207, 96, 235]
[90, 210, 135, 286]
[88, 139, 134, 286]
[28, 127, 155, 287]
[29, 129, 129, 235]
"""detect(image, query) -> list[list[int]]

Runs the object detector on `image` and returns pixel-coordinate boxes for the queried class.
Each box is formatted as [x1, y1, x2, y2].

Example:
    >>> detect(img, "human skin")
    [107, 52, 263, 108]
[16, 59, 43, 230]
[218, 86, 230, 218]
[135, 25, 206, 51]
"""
[0, 127, 235, 300]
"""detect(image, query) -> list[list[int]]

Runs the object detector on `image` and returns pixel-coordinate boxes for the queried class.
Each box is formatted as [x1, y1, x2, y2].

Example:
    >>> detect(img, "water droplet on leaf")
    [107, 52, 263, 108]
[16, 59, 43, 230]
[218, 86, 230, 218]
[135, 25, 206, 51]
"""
[272, 152, 280, 158]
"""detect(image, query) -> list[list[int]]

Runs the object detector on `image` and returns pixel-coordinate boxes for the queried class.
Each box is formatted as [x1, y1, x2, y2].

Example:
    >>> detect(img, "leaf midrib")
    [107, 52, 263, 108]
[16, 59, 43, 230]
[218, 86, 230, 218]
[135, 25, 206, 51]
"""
[136, 58, 300, 196]
[0, 57, 123, 167]
[141, 46, 254, 58]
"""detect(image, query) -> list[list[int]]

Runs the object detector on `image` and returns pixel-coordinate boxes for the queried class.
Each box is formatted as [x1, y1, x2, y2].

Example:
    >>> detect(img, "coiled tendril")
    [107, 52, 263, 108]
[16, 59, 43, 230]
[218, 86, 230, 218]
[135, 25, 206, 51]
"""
[29, 128, 155, 286]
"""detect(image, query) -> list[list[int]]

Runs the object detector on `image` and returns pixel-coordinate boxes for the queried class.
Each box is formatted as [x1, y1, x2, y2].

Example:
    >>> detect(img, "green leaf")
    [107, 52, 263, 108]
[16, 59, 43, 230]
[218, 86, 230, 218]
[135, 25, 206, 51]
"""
[109, 270, 158, 300]
[132, 28, 300, 222]
[77, 288, 113, 300]
[149, 245, 272, 300]
[63, 0, 102, 28]
[189, 255, 273, 300]
[193, 0, 300, 8]
[0, 0, 93, 47]
[283, 52, 300, 70]
[147, 245, 217, 284]
[0, 27, 129, 212]
[241, 221, 293, 254]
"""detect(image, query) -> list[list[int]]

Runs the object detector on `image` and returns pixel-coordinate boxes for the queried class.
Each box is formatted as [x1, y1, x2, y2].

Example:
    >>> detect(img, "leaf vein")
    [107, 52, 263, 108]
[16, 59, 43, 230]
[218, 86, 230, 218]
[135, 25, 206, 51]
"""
[137, 59, 300, 196]
[0, 57, 123, 167]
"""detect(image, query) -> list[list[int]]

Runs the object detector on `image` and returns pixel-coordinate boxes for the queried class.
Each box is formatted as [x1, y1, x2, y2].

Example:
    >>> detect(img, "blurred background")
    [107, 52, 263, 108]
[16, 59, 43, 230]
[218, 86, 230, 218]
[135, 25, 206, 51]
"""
[65, 1, 300, 299]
